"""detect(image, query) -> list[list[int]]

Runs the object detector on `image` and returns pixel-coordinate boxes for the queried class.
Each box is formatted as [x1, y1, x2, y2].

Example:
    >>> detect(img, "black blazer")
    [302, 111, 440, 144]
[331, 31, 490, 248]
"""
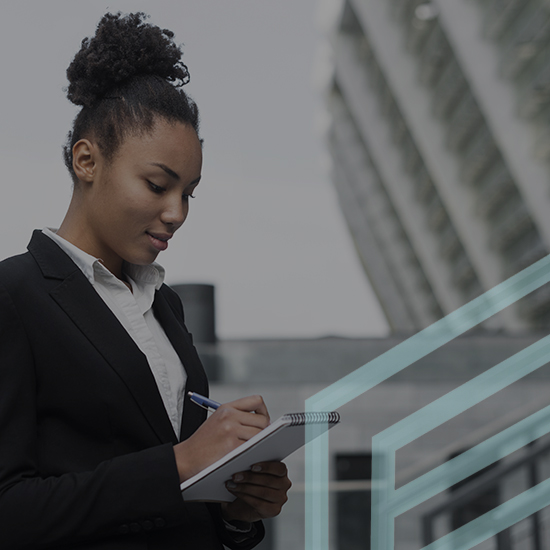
[0, 231, 263, 550]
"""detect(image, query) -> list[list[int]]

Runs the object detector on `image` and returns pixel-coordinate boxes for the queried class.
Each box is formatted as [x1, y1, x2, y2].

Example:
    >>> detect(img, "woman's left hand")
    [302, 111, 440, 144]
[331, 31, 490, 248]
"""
[221, 461, 291, 524]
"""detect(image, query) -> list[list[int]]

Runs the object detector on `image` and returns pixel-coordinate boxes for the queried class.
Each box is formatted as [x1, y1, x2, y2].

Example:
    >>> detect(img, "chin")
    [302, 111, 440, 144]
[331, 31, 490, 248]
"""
[125, 251, 160, 267]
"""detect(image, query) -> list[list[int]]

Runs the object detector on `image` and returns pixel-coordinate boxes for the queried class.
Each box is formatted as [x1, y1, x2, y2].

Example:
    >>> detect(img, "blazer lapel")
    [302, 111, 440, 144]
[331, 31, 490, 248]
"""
[152, 288, 208, 442]
[28, 230, 178, 446]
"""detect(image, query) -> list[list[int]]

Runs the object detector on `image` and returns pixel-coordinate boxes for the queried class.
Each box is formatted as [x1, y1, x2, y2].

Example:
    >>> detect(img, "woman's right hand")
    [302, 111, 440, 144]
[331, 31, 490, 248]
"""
[173, 395, 270, 483]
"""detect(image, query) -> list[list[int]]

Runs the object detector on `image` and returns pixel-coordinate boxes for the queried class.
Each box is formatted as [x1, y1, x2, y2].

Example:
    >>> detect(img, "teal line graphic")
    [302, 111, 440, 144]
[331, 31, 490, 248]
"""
[372, 337, 550, 550]
[304, 252, 550, 550]
[391, 400, 550, 516]
[305, 420, 330, 549]
[422, 476, 550, 550]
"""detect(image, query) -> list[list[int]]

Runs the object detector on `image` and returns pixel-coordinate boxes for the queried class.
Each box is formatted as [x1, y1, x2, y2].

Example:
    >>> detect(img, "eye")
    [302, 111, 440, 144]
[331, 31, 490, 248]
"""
[148, 181, 165, 194]
[183, 193, 196, 201]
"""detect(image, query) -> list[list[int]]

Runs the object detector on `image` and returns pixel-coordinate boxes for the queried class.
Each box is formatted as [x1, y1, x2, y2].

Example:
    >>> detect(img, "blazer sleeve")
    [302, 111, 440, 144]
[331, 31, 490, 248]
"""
[0, 282, 189, 549]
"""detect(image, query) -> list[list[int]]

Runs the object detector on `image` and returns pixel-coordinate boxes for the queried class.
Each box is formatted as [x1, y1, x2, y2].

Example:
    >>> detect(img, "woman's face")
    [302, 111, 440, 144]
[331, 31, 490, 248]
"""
[77, 118, 202, 276]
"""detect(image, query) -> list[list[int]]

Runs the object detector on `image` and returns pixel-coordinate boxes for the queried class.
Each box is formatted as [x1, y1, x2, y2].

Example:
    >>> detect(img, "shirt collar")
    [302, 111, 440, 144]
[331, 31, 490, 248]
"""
[42, 227, 98, 285]
[42, 228, 165, 311]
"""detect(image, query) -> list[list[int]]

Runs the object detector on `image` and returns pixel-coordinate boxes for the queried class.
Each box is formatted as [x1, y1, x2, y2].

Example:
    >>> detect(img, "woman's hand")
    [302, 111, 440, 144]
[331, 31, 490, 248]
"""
[221, 461, 292, 523]
[173, 395, 270, 482]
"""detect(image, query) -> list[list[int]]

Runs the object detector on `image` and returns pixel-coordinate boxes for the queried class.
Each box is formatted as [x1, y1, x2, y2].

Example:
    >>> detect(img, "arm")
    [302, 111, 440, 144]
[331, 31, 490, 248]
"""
[163, 286, 285, 547]
[173, 395, 271, 483]
[173, 396, 291, 539]
[0, 284, 186, 549]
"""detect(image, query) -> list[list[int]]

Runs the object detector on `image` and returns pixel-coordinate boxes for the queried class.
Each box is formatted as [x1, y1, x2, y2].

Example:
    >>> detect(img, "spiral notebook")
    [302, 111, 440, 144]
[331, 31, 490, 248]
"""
[180, 411, 340, 502]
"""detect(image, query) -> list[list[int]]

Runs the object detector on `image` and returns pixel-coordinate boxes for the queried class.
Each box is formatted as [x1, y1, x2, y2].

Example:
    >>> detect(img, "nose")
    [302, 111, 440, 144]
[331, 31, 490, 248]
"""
[160, 194, 188, 230]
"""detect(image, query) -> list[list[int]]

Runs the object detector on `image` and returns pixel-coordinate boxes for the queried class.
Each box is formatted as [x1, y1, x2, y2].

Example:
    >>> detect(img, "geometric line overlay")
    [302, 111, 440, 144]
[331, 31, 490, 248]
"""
[422, 477, 550, 550]
[373, 402, 550, 550]
[305, 253, 550, 550]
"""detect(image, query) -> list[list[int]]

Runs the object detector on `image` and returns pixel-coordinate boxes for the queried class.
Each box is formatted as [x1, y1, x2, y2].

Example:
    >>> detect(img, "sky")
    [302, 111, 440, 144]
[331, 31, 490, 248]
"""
[0, 0, 389, 339]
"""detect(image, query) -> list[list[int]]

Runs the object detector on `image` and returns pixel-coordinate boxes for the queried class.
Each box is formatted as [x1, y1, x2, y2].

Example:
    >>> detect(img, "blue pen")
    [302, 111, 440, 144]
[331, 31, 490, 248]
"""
[187, 391, 221, 412]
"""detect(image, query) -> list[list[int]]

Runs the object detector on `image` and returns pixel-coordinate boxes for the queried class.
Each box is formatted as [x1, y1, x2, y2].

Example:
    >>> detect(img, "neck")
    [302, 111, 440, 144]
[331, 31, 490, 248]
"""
[57, 192, 124, 280]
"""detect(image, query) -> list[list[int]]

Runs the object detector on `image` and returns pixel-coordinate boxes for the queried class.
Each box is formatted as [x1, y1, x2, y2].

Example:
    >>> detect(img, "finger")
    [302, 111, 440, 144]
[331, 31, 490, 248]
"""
[230, 471, 292, 492]
[226, 395, 270, 422]
[248, 461, 288, 477]
[226, 481, 287, 505]
[233, 409, 270, 430]
[214, 407, 269, 431]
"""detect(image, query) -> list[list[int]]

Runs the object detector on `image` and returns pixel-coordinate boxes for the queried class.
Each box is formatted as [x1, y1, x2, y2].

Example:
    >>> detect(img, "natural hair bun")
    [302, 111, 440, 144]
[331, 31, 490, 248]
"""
[66, 12, 190, 108]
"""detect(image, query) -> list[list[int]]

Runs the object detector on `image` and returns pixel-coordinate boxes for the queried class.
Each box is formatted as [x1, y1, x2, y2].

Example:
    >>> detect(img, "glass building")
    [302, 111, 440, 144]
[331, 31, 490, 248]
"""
[322, 0, 550, 332]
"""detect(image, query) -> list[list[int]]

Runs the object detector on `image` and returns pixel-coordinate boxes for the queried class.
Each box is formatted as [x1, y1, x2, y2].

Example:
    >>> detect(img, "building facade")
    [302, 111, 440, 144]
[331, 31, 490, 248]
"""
[322, 0, 550, 332]
[204, 333, 550, 550]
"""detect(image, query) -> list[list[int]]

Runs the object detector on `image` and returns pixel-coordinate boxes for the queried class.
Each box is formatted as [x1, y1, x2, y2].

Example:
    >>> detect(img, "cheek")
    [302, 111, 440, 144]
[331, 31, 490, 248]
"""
[110, 195, 157, 230]
[182, 201, 191, 220]
[92, 174, 159, 232]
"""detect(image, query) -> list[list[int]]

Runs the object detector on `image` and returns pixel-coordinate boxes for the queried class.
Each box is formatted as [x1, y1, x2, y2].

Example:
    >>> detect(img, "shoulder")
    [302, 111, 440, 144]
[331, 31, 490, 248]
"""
[0, 231, 81, 297]
[0, 251, 39, 291]
[0, 252, 42, 331]
[0, 229, 73, 299]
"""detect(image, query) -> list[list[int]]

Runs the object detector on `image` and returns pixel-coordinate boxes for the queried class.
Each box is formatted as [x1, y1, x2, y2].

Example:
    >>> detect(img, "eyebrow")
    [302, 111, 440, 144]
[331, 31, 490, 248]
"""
[148, 162, 180, 181]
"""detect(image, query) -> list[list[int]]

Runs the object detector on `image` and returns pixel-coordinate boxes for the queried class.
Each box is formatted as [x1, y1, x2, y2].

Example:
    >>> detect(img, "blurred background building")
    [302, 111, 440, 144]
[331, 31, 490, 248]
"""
[176, 0, 550, 550]
[175, 1, 550, 548]
[176, 283, 550, 550]
[323, 0, 550, 333]
[183, 1, 550, 548]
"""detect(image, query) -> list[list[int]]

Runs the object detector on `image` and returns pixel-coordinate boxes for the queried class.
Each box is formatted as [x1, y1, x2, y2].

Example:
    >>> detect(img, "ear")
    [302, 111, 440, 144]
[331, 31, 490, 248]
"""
[72, 139, 97, 183]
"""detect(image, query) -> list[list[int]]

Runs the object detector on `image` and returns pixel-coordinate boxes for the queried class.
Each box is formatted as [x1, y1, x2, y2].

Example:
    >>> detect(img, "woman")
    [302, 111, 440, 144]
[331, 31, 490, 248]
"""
[0, 12, 290, 549]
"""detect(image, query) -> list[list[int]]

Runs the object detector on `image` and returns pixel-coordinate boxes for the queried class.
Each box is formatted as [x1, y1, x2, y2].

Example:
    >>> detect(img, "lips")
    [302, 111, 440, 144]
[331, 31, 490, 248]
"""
[147, 231, 172, 252]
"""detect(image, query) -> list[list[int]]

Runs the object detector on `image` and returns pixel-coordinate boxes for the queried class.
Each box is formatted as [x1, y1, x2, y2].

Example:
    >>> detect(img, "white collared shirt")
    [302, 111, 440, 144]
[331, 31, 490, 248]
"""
[43, 227, 186, 439]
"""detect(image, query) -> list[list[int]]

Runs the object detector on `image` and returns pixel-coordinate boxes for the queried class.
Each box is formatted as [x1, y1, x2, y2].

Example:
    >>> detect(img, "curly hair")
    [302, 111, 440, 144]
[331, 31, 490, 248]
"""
[63, 12, 200, 181]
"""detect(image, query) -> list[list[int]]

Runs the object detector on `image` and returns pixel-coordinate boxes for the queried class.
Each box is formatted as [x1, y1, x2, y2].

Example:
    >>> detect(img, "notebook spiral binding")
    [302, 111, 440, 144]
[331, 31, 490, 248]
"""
[284, 412, 340, 427]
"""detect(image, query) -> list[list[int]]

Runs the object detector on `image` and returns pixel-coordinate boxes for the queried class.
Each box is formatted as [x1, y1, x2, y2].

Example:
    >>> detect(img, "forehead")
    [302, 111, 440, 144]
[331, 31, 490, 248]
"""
[117, 119, 202, 171]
